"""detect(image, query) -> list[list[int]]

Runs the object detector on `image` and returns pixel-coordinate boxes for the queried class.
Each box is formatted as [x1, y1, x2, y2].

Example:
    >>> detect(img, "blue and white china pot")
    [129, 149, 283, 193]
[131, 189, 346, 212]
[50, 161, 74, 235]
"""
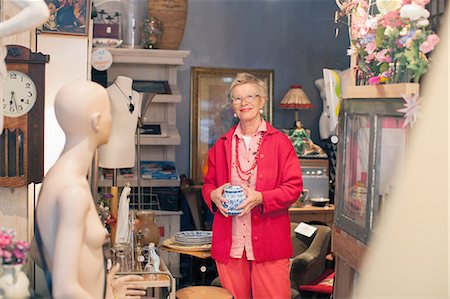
[222, 185, 246, 215]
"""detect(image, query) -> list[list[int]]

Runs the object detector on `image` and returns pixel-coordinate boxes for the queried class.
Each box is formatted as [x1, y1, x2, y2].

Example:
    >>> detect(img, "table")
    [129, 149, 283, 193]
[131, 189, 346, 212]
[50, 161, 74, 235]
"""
[289, 204, 335, 227]
[159, 237, 212, 286]
[120, 258, 176, 299]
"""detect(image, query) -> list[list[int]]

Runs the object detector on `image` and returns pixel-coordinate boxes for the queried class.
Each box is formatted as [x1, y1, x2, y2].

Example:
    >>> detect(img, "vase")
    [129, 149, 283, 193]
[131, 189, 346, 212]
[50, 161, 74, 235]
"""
[0, 264, 30, 299]
[223, 185, 246, 216]
[135, 211, 160, 246]
[147, 0, 188, 49]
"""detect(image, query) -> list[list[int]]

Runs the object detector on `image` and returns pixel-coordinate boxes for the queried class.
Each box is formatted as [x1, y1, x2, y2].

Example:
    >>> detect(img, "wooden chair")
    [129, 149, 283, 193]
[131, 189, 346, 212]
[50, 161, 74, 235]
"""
[176, 286, 233, 299]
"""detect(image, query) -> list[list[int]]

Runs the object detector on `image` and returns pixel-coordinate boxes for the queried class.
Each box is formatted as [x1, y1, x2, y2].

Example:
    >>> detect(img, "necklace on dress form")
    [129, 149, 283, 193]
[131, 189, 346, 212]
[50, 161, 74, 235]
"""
[114, 82, 135, 113]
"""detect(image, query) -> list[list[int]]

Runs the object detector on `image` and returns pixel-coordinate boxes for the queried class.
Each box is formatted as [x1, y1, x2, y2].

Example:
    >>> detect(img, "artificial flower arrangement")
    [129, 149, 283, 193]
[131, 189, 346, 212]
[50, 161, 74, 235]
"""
[0, 228, 29, 265]
[97, 193, 117, 233]
[338, 0, 440, 85]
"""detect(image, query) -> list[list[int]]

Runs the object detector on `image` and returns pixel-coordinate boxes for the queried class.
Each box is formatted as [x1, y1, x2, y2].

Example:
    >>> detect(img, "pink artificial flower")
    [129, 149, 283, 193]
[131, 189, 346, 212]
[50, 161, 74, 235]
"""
[402, 0, 412, 4]
[419, 41, 434, 53]
[351, 7, 369, 38]
[0, 234, 12, 248]
[15, 241, 29, 251]
[381, 11, 403, 28]
[365, 52, 376, 63]
[412, 0, 430, 7]
[365, 40, 377, 54]
[427, 34, 440, 46]
[13, 249, 25, 261]
[375, 49, 393, 63]
[2, 250, 12, 258]
[368, 76, 381, 85]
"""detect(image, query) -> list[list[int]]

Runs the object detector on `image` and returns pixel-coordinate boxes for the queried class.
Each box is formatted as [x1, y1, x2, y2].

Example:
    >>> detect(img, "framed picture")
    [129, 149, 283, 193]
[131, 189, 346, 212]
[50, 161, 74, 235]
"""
[41, 0, 91, 35]
[190, 67, 274, 184]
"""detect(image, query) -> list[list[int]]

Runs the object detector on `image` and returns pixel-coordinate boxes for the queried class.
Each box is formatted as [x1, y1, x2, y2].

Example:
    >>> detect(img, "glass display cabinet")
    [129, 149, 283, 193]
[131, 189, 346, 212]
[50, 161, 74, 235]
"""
[332, 83, 420, 298]
[334, 87, 416, 243]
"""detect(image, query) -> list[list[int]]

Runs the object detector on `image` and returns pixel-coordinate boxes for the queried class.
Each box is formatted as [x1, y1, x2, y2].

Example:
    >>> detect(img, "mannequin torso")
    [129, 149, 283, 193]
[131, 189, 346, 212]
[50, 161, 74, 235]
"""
[99, 76, 141, 169]
[36, 81, 112, 298]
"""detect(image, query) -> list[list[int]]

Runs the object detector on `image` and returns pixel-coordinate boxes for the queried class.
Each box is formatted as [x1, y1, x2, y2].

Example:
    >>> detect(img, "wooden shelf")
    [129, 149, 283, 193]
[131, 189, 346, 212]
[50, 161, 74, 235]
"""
[343, 83, 420, 99]
[137, 125, 180, 145]
[107, 48, 190, 65]
[98, 177, 180, 188]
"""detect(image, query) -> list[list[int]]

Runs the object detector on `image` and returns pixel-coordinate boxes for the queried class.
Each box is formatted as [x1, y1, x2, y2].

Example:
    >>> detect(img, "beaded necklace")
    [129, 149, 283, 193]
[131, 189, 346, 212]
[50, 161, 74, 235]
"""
[235, 132, 264, 183]
[114, 83, 135, 113]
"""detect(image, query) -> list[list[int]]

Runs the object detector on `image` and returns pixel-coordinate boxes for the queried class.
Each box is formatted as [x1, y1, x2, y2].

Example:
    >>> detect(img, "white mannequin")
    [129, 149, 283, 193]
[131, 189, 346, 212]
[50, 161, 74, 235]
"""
[316, 68, 351, 139]
[0, 0, 49, 132]
[99, 76, 141, 169]
[34, 81, 146, 299]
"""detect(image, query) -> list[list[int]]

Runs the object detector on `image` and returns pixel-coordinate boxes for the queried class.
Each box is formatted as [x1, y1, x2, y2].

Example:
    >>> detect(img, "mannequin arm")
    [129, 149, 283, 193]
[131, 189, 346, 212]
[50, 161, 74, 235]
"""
[0, 0, 49, 37]
[52, 186, 96, 299]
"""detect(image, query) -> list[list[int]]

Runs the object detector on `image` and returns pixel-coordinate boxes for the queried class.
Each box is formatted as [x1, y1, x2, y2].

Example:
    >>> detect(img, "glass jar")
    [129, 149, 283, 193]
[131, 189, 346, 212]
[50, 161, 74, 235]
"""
[135, 211, 160, 246]
[141, 17, 163, 49]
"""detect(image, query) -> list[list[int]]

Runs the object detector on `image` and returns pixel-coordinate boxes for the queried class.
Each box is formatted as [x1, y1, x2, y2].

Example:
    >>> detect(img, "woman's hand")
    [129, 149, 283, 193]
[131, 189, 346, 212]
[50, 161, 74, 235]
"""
[236, 185, 263, 216]
[109, 263, 147, 299]
[210, 182, 230, 217]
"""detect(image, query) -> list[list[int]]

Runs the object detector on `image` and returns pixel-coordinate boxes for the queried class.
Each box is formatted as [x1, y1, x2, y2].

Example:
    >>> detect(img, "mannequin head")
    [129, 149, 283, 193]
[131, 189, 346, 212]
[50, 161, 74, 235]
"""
[55, 81, 111, 146]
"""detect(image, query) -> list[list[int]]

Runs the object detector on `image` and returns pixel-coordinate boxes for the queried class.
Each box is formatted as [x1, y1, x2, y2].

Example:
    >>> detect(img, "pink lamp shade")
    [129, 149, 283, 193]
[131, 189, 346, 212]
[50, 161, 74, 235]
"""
[279, 85, 313, 122]
[279, 85, 313, 110]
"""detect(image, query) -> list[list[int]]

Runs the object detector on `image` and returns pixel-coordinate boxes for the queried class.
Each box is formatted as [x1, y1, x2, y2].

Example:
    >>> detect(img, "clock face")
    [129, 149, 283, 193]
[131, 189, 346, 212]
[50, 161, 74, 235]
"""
[2, 70, 37, 117]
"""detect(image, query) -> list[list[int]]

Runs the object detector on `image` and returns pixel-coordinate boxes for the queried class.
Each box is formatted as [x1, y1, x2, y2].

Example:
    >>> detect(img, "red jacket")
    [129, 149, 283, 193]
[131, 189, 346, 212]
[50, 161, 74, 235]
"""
[202, 122, 303, 263]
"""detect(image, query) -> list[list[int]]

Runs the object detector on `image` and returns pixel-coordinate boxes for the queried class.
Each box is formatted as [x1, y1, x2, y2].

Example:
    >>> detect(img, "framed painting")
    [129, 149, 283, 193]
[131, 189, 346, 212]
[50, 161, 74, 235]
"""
[190, 67, 274, 184]
[41, 0, 91, 35]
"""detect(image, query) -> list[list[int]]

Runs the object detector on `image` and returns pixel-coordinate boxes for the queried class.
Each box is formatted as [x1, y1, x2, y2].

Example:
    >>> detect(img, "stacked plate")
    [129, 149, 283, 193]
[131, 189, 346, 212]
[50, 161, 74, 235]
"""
[174, 231, 212, 246]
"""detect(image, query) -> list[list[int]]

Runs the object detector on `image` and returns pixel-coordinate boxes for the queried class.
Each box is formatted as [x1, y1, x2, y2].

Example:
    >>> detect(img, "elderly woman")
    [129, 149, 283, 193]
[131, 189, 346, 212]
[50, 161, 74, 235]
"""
[202, 73, 303, 299]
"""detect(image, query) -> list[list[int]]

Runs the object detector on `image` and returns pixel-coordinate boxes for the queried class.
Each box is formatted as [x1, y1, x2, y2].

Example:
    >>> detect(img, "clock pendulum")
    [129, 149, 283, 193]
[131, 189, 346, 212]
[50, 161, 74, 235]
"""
[0, 45, 49, 187]
[113, 82, 135, 113]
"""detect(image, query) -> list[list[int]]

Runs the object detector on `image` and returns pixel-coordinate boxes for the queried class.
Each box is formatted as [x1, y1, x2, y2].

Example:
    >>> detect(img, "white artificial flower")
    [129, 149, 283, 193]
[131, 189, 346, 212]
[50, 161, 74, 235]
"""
[416, 18, 430, 27]
[384, 26, 396, 37]
[400, 4, 430, 21]
[365, 16, 379, 29]
[347, 47, 357, 56]
[376, 0, 402, 14]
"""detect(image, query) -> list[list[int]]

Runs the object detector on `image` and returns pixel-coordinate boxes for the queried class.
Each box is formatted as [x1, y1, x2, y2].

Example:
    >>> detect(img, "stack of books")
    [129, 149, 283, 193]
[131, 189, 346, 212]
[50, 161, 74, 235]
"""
[140, 161, 178, 180]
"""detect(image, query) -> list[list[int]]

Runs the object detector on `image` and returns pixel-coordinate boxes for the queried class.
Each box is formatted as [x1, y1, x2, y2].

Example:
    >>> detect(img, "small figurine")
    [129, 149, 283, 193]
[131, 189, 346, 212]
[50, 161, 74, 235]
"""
[289, 120, 325, 157]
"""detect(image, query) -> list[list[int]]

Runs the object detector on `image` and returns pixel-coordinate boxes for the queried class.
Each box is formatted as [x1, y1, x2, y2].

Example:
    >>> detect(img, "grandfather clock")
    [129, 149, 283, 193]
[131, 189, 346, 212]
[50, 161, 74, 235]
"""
[0, 45, 49, 187]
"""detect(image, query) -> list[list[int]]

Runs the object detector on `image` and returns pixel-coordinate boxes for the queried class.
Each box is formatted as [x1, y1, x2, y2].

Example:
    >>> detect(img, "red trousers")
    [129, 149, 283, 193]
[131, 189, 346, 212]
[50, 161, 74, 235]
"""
[216, 252, 291, 299]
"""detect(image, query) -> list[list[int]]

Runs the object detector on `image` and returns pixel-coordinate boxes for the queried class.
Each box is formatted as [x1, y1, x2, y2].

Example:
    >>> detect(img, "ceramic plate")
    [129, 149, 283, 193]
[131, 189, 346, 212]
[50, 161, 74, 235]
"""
[93, 38, 123, 48]
[161, 237, 212, 252]
[174, 231, 212, 245]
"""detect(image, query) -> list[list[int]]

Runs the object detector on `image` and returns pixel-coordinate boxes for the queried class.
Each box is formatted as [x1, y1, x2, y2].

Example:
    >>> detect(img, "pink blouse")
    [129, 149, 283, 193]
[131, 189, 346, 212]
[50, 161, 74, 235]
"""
[229, 120, 267, 260]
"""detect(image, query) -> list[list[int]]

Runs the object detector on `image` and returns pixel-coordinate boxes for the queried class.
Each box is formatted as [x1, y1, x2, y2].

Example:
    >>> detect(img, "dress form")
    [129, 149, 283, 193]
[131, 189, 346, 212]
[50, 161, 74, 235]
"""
[99, 76, 141, 169]
[36, 81, 112, 298]
[0, 0, 49, 132]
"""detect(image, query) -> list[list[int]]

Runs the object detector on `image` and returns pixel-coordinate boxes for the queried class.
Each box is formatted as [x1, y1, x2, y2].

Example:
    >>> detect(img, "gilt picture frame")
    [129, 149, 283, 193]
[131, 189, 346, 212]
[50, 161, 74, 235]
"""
[41, 0, 91, 36]
[190, 67, 274, 184]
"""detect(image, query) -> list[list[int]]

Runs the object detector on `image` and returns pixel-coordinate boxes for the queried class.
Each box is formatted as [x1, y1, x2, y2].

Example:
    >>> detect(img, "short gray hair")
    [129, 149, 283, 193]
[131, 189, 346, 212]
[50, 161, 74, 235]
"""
[229, 72, 267, 100]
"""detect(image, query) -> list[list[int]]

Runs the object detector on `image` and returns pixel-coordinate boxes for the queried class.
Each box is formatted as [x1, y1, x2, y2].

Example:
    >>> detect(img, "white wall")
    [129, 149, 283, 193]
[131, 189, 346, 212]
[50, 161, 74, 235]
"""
[37, 35, 90, 172]
[355, 9, 449, 298]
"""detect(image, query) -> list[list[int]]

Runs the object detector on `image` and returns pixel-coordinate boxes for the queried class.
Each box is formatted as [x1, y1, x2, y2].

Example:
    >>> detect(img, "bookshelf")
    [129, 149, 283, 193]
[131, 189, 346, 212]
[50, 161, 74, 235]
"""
[98, 48, 190, 188]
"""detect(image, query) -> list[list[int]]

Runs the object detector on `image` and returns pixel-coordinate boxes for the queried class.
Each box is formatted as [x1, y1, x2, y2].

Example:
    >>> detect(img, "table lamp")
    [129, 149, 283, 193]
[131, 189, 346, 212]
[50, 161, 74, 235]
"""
[278, 85, 313, 122]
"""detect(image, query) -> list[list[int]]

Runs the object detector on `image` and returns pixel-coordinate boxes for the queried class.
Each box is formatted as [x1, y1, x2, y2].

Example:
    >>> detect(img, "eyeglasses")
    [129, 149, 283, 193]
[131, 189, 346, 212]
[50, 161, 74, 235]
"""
[231, 94, 260, 104]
